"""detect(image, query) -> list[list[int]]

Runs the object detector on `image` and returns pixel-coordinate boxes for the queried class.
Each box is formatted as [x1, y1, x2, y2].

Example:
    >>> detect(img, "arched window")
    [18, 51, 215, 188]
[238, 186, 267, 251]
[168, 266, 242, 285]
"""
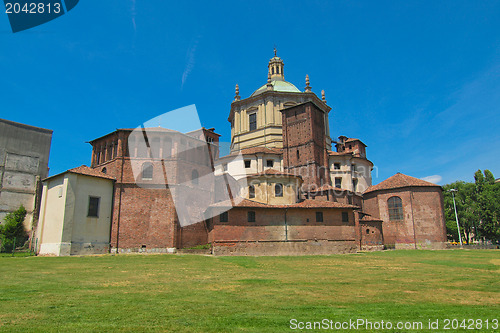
[249, 185, 255, 199]
[163, 137, 172, 157]
[113, 141, 118, 158]
[95, 151, 100, 166]
[151, 137, 160, 158]
[107, 144, 113, 161]
[388, 196, 403, 221]
[275, 183, 283, 197]
[191, 169, 199, 185]
[142, 162, 153, 180]
[128, 136, 136, 157]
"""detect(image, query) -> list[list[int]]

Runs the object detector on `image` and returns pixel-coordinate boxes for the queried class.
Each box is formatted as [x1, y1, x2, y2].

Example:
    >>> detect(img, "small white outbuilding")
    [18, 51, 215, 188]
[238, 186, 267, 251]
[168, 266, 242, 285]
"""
[35, 166, 115, 256]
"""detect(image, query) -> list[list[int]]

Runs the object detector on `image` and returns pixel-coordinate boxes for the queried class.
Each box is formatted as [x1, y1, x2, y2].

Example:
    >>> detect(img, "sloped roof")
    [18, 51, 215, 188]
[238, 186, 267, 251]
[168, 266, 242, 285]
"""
[345, 138, 366, 146]
[363, 173, 440, 194]
[328, 151, 352, 156]
[306, 184, 345, 192]
[359, 213, 383, 222]
[245, 169, 301, 179]
[209, 198, 357, 209]
[44, 165, 116, 182]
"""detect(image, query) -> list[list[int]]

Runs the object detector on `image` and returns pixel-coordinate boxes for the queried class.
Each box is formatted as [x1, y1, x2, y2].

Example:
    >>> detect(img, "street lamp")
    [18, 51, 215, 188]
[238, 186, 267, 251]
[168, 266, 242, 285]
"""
[449, 189, 463, 247]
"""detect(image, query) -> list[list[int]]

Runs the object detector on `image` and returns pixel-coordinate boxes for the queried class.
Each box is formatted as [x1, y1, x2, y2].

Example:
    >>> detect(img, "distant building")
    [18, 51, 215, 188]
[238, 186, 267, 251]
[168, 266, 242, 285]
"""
[496, 178, 500, 183]
[0, 118, 52, 238]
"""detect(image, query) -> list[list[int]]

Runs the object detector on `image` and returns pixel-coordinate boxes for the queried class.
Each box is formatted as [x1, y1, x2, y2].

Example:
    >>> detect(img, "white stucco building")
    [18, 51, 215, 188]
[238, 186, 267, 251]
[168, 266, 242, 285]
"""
[35, 166, 115, 256]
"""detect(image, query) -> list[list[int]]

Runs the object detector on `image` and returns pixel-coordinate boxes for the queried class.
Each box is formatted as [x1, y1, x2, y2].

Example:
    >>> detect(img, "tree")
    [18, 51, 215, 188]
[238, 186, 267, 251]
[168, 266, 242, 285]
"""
[475, 170, 500, 243]
[442, 169, 500, 244]
[0, 205, 28, 253]
[443, 181, 478, 243]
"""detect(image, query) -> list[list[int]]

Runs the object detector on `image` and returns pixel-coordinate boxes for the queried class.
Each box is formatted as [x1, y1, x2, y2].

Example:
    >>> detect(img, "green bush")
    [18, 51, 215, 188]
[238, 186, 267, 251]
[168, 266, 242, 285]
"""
[0, 206, 28, 253]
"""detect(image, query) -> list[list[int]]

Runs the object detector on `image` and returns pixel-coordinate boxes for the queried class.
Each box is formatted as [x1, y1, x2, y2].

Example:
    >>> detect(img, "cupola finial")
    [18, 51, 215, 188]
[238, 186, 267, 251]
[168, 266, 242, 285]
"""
[267, 73, 273, 90]
[234, 84, 240, 101]
[321, 89, 326, 103]
[305, 74, 311, 92]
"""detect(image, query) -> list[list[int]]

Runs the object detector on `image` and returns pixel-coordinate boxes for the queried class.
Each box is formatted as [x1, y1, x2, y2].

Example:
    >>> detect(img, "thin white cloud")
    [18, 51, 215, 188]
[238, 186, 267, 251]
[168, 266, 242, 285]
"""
[181, 38, 200, 89]
[131, 0, 136, 32]
[420, 175, 442, 184]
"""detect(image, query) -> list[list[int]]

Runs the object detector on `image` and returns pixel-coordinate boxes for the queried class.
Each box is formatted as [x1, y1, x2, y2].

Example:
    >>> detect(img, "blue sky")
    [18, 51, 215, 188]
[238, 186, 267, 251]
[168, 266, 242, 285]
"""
[1, 0, 499, 185]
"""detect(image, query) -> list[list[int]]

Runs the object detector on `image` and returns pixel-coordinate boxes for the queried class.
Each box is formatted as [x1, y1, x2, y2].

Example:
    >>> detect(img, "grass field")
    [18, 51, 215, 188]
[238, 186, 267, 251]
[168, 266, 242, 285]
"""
[0, 250, 498, 332]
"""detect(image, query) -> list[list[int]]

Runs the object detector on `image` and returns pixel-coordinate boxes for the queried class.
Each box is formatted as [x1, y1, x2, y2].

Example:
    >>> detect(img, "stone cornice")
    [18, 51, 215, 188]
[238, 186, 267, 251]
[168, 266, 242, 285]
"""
[228, 91, 331, 122]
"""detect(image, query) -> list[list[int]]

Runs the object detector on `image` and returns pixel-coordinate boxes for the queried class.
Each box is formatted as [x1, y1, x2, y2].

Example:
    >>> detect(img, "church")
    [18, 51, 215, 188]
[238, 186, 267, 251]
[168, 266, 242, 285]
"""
[34, 52, 447, 256]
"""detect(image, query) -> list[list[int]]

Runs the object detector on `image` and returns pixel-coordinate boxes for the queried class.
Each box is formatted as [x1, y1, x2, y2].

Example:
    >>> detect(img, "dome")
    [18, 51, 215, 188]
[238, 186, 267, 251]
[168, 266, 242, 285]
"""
[251, 80, 301, 97]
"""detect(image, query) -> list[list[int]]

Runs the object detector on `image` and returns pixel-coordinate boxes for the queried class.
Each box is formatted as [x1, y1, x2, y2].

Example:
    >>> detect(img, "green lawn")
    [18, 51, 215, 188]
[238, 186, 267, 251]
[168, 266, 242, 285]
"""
[0, 250, 498, 332]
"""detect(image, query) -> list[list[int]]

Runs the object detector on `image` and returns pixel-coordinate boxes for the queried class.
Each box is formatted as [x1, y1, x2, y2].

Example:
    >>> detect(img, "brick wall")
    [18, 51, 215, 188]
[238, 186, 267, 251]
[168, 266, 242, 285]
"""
[363, 186, 446, 248]
[208, 207, 356, 244]
[359, 221, 383, 250]
[282, 102, 330, 190]
[90, 130, 215, 252]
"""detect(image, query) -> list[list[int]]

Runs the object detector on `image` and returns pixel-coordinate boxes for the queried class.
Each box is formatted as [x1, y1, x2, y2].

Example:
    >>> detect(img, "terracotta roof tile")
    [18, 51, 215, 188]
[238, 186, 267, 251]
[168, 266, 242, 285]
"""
[209, 198, 357, 209]
[328, 151, 352, 156]
[68, 165, 116, 180]
[307, 184, 346, 192]
[359, 213, 383, 222]
[289, 200, 357, 209]
[364, 173, 440, 194]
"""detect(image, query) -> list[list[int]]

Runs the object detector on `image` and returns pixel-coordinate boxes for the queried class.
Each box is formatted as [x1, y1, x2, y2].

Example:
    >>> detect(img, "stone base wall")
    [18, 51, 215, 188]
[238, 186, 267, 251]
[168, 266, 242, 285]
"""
[39, 242, 110, 256]
[395, 241, 447, 250]
[360, 245, 384, 251]
[212, 240, 358, 256]
[111, 247, 177, 254]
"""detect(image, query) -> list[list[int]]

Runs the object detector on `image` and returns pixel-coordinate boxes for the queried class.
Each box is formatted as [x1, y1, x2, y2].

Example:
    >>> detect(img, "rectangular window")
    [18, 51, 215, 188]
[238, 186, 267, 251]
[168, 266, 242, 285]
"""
[316, 211, 323, 222]
[220, 211, 228, 223]
[266, 159, 274, 167]
[249, 113, 257, 131]
[244, 160, 251, 168]
[223, 163, 228, 171]
[334, 163, 341, 170]
[335, 177, 342, 188]
[88, 196, 100, 217]
[248, 211, 256, 222]
[352, 178, 358, 192]
[342, 212, 349, 223]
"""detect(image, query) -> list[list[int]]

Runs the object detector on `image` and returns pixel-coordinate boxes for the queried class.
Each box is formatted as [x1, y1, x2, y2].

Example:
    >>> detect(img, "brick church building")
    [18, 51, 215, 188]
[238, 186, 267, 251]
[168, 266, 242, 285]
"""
[35, 52, 447, 256]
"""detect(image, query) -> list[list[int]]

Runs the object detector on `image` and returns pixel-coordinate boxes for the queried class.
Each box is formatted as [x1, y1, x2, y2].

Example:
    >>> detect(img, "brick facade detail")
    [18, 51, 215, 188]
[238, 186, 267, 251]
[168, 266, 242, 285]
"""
[282, 102, 331, 191]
